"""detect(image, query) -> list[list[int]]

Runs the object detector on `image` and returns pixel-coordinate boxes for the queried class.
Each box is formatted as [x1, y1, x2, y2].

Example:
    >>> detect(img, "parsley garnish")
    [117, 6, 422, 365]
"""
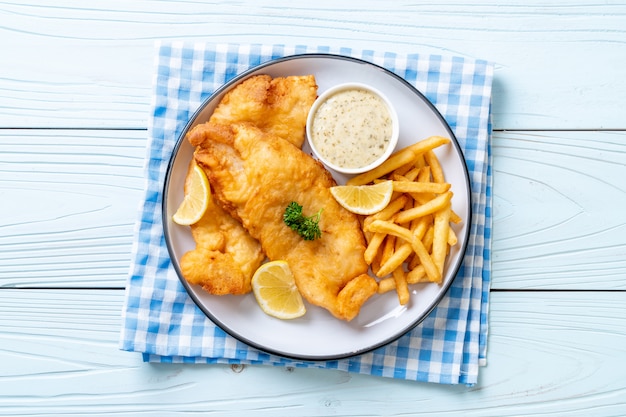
[283, 201, 322, 241]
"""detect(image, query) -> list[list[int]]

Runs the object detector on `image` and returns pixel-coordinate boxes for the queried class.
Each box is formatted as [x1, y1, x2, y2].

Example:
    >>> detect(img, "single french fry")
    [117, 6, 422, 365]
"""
[393, 191, 453, 224]
[406, 167, 421, 181]
[448, 228, 458, 246]
[364, 232, 386, 264]
[407, 265, 428, 284]
[347, 136, 450, 186]
[377, 243, 413, 277]
[410, 237, 441, 283]
[424, 150, 445, 183]
[392, 267, 410, 305]
[450, 210, 462, 224]
[422, 226, 435, 253]
[380, 234, 396, 269]
[432, 204, 452, 275]
[412, 214, 432, 240]
[370, 245, 382, 276]
[378, 277, 396, 294]
[366, 220, 414, 243]
[392, 181, 450, 194]
[398, 135, 449, 161]
[395, 232, 405, 250]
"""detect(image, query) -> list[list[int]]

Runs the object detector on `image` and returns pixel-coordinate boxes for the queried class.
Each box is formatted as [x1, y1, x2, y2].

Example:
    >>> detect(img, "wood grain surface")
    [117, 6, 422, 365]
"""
[2, 130, 623, 290]
[1, 290, 624, 416]
[1, 1, 625, 129]
[0, 0, 625, 415]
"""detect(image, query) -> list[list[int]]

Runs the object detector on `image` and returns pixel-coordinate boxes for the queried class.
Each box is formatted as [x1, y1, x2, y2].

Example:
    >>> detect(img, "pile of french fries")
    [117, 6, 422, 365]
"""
[347, 136, 461, 306]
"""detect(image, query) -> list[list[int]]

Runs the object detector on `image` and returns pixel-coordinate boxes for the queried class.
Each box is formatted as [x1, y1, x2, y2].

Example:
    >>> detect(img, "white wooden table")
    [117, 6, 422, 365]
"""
[1, 2, 625, 415]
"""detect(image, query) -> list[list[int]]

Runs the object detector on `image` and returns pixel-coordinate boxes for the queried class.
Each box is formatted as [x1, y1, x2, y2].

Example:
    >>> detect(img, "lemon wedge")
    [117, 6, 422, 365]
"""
[172, 163, 211, 226]
[251, 260, 306, 320]
[330, 180, 393, 215]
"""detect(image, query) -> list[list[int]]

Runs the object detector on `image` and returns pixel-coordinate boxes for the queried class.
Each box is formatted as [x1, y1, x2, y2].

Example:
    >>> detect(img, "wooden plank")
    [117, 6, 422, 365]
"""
[1, 1, 625, 129]
[492, 130, 626, 289]
[0, 289, 624, 415]
[0, 129, 146, 288]
[2, 129, 624, 290]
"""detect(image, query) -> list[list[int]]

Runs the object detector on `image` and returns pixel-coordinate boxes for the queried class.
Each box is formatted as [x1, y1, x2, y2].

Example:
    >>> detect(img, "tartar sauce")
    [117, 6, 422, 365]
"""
[309, 88, 393, 169]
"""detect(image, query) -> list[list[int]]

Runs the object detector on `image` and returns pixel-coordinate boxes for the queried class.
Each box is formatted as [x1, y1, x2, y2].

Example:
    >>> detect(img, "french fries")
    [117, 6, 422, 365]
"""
[356, 136, 461, 306]
[347, 136, 451, 186]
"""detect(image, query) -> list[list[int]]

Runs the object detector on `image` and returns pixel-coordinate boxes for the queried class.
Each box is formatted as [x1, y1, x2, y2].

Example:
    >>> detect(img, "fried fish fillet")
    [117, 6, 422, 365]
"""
[209, 74, 318, 148]
[188, 122, 378, 321]
[178, 74, 318, 296]
[179, 163, 265, 295]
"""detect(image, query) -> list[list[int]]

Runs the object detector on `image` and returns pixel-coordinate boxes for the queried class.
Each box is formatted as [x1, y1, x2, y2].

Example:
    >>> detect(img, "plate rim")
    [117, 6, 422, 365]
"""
[162, 52, 473, 361]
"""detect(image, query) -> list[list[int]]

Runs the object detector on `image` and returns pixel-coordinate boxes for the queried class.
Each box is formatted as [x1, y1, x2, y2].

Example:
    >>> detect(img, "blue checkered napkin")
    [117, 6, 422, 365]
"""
[120, 42, 493, 385]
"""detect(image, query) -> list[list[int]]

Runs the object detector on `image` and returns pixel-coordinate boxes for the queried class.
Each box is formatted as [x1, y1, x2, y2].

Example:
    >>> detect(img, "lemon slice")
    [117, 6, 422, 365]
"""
[172, 163, 210, 226]
[251, 260, 306, 320]
[330, 180, 393, 215]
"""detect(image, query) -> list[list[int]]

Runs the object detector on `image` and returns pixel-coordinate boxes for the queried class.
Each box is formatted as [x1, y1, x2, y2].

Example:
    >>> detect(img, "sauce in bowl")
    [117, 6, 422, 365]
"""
[307, 83, 399, 174]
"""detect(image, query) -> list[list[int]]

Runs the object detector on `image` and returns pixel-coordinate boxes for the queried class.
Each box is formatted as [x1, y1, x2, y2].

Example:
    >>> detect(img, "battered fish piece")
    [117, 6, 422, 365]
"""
[209, 74, 318, 148]
[188, 122, 378, 321]
[179, 163, 265, 295]
[178, 74, 317, 296]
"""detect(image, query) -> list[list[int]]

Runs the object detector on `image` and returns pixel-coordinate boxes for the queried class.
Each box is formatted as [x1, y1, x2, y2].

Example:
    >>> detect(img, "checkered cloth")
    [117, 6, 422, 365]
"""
[120, 42, 493, 385]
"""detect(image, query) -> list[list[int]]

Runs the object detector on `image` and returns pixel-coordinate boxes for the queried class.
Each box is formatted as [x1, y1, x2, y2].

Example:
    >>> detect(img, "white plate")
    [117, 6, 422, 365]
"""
[163, 54, 471, 361]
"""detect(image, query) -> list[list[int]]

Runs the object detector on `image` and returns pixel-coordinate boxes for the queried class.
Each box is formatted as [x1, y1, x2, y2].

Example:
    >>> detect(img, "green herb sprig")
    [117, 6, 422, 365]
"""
[283, 201, 322, 241]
